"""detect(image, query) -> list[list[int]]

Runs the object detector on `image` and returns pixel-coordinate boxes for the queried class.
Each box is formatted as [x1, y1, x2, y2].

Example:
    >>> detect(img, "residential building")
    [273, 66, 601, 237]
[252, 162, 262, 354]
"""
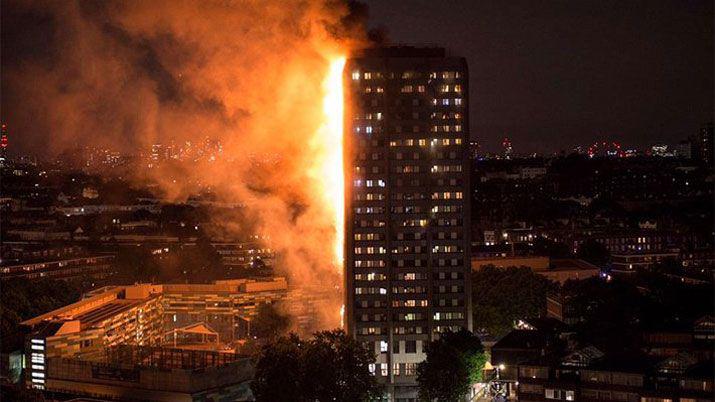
[20, 278, 291, 390]
[344, 46, 471, 400]
[0, 255, 115, 281]
[32, 345, 253, 401]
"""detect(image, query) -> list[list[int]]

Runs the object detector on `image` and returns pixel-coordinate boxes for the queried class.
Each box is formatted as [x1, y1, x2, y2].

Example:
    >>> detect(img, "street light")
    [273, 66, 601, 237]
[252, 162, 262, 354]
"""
[496, 363, 506, 380]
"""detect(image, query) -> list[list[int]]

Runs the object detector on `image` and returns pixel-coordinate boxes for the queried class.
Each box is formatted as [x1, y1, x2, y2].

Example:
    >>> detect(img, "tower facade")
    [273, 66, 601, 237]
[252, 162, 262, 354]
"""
[344, 47, 471, 398]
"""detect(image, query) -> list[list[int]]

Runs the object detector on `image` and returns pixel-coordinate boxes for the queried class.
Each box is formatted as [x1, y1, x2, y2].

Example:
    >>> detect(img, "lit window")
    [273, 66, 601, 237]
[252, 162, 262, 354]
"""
[352, 71, 360, 80]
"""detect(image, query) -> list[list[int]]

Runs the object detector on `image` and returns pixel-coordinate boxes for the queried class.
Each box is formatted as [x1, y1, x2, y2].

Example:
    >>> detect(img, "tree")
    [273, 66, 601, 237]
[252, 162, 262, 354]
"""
[180, 231, 222, 282]
[252, 334, 307, 402]
[417, 329, 487, 402]
[1, 279, 83, 352]
[563, 277, 646, 352]
[250, 302, 290, 340]
[302, 330, 383, 402]
[577, 239, 610, 267]
[114, 246, 161, 283]
[252, 330, 381, 402]
[533, 236, 571, 259]
[471, 266, 556, 338]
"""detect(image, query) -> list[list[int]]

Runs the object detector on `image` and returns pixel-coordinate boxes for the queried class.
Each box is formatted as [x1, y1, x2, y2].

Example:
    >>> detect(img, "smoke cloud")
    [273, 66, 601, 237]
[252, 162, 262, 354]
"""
[2, 0, 370, 329]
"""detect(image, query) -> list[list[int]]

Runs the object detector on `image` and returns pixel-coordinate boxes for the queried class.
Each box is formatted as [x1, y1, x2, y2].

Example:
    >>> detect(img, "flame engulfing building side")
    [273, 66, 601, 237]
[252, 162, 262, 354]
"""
[344, 47, 472, 399]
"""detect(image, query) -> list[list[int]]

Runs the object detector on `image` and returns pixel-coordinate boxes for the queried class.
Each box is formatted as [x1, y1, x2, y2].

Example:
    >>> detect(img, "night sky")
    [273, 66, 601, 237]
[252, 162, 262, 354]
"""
[1, 1, 712, 155]
[363, 0, 713, 154]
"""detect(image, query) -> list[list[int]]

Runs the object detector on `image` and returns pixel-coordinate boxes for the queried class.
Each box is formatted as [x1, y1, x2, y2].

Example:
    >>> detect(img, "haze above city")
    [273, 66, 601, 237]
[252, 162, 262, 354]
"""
[2, 1, 713, 155]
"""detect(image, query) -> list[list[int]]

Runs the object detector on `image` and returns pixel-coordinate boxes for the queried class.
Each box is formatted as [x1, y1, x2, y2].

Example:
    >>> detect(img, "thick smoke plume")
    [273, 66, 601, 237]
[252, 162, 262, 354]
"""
[2, 0, 369, 329]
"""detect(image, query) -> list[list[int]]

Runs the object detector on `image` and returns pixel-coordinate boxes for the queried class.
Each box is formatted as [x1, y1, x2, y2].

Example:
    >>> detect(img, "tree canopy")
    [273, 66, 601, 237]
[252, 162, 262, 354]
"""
[250, 302, 290, 340]
[576, 239, 610, 267]
[564, 274, 714, 353]
[1, 278, 83, 351]
[472, 266, 556, 338]
[417, 329, 487, 402]
[252, 330, 381, 402]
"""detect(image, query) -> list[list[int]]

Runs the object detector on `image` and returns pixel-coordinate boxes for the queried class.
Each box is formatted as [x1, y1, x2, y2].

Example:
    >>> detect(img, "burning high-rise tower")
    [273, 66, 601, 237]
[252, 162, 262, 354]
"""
[344, 47, 472, 399]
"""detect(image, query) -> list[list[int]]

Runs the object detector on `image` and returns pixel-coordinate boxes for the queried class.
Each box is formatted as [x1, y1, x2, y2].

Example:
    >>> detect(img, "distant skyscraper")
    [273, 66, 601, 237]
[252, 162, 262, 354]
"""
[1, 123, 8, 162]
[673, 140, 692, 159]
[469, 141, 480, 160]
[344, 47, 471, 399]
[502, 137, 513, 159]
[695, 122, 713, 168]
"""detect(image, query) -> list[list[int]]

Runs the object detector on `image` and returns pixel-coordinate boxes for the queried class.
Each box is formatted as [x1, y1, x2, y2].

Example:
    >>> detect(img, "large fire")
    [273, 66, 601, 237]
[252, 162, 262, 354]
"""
[312, 56, 347, 327]
[4, 0, 364, 331]
[323, 58, 347, 271]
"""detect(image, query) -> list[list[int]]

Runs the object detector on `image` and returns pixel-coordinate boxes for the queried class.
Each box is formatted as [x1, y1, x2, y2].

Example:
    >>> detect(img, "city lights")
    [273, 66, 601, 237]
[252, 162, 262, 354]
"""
[2, 1, 712, 401]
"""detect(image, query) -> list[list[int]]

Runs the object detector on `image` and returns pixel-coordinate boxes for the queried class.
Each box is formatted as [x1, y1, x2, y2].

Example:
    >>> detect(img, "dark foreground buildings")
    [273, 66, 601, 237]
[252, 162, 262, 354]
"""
[344, 47, 471, 400]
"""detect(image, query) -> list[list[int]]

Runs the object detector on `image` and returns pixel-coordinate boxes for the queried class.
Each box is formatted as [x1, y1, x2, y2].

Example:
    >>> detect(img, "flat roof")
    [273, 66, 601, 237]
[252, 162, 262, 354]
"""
[73, 299, 145, 327]
[22, 278, 288, 331]
[549, 259, 600, 271]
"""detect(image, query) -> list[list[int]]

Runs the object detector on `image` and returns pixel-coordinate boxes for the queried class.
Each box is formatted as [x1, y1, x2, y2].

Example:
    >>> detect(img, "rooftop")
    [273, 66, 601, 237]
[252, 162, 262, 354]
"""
[72, 299, 146, 327]
[21, 278, 288, 337]
[549, 259, 600, 272]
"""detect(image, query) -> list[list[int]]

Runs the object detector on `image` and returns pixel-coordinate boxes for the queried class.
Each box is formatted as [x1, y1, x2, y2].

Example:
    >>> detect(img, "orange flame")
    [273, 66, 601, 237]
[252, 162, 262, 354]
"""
[311, 57, 346, 273]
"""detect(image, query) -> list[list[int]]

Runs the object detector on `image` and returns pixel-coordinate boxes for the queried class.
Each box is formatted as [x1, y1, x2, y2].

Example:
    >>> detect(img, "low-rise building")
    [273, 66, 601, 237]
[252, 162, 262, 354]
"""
[20, 278, 291, 389]
[517, 352, 713, 402]
[0, 255, 115, 281]
[40, 346, 253, 401]
[611, 251, 680, 272]
[472, 256, 599, 283]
